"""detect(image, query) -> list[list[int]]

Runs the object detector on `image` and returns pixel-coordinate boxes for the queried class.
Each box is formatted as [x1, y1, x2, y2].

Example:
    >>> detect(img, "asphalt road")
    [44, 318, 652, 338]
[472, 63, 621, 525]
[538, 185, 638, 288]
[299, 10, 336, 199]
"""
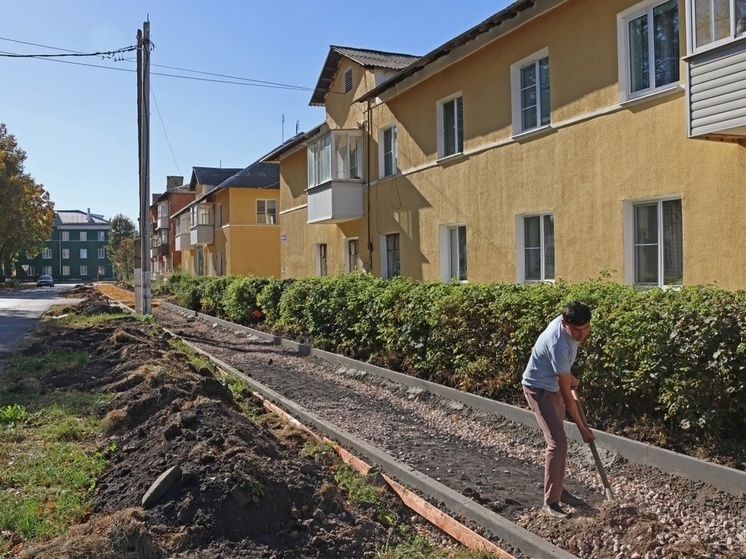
[0, 284, 82, 356]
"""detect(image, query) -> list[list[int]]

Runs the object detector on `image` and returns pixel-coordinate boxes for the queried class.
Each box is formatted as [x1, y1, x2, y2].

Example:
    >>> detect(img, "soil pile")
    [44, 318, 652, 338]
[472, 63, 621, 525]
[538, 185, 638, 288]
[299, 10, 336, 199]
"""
[14, 289, 447, 559]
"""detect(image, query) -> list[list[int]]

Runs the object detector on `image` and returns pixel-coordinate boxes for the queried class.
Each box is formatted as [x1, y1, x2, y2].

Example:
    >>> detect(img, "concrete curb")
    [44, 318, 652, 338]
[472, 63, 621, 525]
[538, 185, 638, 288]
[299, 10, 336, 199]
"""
[185, 340, 578, 559]
[160, 301, 746, 497]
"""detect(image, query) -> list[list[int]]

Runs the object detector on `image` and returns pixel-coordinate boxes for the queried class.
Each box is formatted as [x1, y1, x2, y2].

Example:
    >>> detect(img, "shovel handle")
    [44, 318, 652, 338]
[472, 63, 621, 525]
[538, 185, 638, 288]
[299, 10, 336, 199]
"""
[571, 390, 614, 500]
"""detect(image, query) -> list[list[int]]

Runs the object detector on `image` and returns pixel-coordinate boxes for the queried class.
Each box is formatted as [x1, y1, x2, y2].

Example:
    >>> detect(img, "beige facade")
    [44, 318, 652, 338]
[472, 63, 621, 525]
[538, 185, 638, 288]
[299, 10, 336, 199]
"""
[269, 0, 746, 289]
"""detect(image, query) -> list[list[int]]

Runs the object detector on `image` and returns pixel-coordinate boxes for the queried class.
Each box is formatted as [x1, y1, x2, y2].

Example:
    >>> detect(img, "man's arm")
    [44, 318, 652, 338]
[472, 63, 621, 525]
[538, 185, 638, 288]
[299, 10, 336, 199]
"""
[558, 373, 595, 443]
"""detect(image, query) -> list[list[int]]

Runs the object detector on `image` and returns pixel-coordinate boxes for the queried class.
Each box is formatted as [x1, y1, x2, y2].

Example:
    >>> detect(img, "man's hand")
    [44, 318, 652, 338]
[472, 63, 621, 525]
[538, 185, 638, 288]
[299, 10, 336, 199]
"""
[579, 426, 596, 443]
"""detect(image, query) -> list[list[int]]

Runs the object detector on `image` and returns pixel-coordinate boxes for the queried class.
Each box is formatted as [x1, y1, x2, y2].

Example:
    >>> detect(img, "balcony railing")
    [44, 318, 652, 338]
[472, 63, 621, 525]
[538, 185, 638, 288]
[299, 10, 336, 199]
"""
[307, 182, 364, 224]
[190, 223, 214, 245]
[174, 231, 193, 251]
[156, 215, 170, 230]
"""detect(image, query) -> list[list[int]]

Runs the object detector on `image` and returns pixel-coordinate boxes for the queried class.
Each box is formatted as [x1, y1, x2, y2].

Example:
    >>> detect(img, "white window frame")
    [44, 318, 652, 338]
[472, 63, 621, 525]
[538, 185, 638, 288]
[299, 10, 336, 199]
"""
[42, 248, 52, 259]
[687, 0, 746, 53]
[62, 248, 70, 259]
[307, 131, 364, 189]
[623, 196, 683, 287]
[98, 248, 105, 259]
[510, 48, 550, 136]
[257, 199, 277, 225]
[80, 248, 87, 259]
[98, 231, 105, 242]
[61, 231, 70, 241]
[316, 243, 328, 277]
[436, 93, 464, 159]
[80, 231, 87, 242]
[439, 224, 467, 282]
[158, 202, 169, 218]
[27, 266, 35, 276]
[42, 266, 52, 276]
[345, 238, 359, 273]
[62, 265, 70, 277]
[617, 0, 681, 102]
[516, 213, 555, 283]
[80, 265, 88, 276]
[379, 125, 398, 178]
[380, 233, 401, 279]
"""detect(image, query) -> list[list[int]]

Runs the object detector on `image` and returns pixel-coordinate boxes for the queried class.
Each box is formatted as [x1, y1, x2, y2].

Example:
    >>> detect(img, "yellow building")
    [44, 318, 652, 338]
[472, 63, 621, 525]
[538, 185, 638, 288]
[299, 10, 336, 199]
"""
[173, 163, 280, 277]
[268, 0, 746, 290]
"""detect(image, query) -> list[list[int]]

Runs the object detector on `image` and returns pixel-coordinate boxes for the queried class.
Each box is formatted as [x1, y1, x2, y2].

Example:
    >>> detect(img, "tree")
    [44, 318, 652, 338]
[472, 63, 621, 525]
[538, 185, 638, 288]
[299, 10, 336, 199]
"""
[106, 214, 137, 281]
[0, 123, 55, 279]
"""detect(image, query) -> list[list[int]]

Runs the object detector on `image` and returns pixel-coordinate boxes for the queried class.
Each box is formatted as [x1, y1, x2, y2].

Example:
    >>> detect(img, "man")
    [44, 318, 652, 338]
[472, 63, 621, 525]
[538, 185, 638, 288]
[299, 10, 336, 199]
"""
[522, 301, 595, 519]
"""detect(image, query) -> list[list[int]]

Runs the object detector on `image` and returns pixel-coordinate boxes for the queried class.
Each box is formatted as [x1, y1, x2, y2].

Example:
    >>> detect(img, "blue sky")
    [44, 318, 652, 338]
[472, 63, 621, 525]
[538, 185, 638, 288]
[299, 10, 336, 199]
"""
[1, 1, 511, 224]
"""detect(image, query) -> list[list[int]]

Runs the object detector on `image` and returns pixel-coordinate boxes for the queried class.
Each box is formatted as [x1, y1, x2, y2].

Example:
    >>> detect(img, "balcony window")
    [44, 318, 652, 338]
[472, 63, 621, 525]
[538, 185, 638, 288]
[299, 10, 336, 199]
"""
[690, 0, 746, 51]
[158, 202, 169, 217]
[307, 131, 363, 189]
[190, 204, 213, 227]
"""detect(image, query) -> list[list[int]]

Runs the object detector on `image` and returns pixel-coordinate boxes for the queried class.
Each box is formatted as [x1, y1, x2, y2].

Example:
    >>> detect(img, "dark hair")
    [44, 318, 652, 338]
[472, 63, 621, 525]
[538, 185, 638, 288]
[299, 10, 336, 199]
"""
[562, 301, 591, 325]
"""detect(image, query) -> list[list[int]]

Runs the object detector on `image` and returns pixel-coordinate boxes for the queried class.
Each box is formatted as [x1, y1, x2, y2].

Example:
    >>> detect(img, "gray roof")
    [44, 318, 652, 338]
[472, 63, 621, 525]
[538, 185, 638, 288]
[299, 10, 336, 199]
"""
[358, 0, 541, 102]
[55, 210, 109, 226]
[310, 46, 419, 106]
[215, 161, 279, 191]
[189, 167, 244, 188]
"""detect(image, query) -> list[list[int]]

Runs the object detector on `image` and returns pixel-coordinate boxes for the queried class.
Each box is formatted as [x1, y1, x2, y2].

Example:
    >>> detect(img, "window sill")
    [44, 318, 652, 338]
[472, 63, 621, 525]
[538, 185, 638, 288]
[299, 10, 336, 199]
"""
[510, 125, 553, 142]
[619, 83, 683, 107]
[436, 152, 467, 166]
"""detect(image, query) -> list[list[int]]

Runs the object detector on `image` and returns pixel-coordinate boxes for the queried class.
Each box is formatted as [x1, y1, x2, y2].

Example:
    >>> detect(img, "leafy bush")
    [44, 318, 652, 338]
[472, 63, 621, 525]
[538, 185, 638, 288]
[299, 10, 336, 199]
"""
[257, 278, 294, 326]
[223, 276, 271, 325]
[200, 276, 237, 318]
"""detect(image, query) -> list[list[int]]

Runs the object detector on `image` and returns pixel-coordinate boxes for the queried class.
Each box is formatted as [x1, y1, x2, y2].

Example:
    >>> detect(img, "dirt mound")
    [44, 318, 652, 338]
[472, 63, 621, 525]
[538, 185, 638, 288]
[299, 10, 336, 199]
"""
[15, 303, 439, 558]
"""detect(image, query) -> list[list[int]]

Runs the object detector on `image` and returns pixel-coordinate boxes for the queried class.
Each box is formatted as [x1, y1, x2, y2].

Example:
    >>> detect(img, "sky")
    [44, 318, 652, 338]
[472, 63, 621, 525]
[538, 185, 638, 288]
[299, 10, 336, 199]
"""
[1, 1, 512, 224]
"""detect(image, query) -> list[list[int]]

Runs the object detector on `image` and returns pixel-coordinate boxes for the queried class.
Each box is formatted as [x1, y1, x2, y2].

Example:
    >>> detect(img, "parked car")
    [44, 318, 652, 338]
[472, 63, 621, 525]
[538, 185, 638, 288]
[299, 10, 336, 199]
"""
[36, 275, 55, 287]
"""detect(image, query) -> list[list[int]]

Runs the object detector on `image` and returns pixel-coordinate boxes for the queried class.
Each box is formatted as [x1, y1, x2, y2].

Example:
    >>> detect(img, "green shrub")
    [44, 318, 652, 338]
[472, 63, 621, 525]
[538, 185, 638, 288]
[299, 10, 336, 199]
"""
[223, 276, 271, 325]
[200, 276, 237, 318]
[257, 278, 294, 326]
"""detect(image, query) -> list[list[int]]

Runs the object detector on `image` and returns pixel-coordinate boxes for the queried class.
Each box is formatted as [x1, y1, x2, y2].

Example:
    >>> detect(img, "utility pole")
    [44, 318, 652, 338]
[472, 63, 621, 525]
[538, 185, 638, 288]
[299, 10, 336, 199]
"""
[136, 20, 152, 314]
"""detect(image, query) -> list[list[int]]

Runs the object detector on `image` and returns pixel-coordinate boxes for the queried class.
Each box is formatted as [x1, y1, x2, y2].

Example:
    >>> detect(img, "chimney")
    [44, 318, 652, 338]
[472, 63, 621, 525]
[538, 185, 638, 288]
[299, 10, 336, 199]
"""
[87, 208, 91, 221]
[166, 176, 184, 191]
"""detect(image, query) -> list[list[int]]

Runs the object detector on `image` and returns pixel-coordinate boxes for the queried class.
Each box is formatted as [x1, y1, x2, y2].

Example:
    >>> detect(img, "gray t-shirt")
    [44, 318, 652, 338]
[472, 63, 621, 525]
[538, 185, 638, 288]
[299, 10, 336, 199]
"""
[521, 315, 578, 392]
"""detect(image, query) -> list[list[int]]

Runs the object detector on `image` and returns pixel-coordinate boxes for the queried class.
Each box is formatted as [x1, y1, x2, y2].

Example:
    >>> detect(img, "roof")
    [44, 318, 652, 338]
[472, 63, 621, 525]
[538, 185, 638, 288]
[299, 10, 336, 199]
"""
[310, 46, 419, 106]
[55, 210, 109, 226]
[151, 184, 194, 205]
[215, 161, 279, 191]
[357, 0, 553, 103]
[172, 161, 281, 217]
[189, 167, 244, 188]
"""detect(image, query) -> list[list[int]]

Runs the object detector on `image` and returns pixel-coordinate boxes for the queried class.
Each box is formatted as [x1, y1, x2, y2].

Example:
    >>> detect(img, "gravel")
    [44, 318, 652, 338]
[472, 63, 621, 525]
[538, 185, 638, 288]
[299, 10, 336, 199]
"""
[156, 306, 746, 559]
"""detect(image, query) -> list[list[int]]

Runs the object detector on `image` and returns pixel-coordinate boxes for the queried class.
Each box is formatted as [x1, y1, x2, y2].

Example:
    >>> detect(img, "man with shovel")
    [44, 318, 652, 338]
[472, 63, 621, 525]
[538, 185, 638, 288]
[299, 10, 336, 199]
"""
[522, 301, 595, 519]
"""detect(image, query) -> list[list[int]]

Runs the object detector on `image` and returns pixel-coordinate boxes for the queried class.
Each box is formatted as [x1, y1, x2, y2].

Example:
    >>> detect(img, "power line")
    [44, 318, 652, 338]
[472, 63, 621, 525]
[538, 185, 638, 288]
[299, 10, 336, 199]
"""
[150, 84, 181, 176]
[0, 35, 313, 91]
[0, 45, 136, 58]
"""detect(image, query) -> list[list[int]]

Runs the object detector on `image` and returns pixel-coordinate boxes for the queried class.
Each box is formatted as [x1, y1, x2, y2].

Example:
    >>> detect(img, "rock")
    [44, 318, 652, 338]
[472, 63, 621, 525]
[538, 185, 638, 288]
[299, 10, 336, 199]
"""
[142, 465, 182, 508]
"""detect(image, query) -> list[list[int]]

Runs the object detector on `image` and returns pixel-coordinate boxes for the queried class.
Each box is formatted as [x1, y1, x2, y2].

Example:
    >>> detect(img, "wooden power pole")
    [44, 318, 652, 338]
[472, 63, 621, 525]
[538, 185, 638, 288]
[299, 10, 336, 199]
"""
[136, 20, 151, 314]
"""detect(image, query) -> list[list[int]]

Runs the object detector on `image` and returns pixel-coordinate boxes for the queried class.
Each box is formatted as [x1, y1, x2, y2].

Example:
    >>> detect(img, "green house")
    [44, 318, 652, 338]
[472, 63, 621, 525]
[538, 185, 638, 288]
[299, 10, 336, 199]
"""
[15, 209, 113, 282]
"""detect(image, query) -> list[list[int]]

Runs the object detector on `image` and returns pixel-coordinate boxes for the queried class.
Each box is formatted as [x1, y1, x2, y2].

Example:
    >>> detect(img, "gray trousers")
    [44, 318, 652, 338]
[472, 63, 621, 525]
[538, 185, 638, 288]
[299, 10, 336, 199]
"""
[523, 385, 567, 505]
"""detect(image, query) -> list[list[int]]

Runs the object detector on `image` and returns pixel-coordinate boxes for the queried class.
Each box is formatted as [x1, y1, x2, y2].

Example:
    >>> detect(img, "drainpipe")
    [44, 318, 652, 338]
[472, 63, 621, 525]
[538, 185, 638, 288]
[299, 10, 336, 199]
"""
[366, 97, 373, 273]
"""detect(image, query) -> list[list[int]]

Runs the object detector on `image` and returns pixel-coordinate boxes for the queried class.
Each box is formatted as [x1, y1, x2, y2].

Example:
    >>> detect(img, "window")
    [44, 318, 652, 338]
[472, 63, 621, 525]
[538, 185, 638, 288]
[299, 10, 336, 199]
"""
[619, 0, 679, 99]
[257, 200, 277, 224]
[441, 225, 467, 282]
[318, 244, 328, 276]
[511, 49, 550, 134]
[80, 231, 87, 242]
[343, 68, 353, 93]
[190, 204, 213, 227]
[62, 248, 70, 259]
[522, 214, 555, 282]
[307, 131, 363, 187]
[384, 233, 400, 279]
[80, 249, 87, 259]
[380, 125, 397, 178]
[158, 202, 169, 217]
[80, 265, 88, 276]
[630, 198, 683, 286]
[61, 231, 69, 241]
[689, 0, 746, 51]
[98, 248, 106, 259]
[42, 248, 52, 259]
[27, 266, 35, 276]
[97, 265, 105, 276]
[437, 94, 464, 158]
[346, 239, 359, 272]
[42, 266, 52, 276]
[62, 265, 70, 276]
[98, 231, 105, 242]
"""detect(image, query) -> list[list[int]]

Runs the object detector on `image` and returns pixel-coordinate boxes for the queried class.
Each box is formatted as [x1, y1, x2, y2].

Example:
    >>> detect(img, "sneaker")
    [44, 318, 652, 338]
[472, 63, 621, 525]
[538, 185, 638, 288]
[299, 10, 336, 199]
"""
[542, 502, 570, 519]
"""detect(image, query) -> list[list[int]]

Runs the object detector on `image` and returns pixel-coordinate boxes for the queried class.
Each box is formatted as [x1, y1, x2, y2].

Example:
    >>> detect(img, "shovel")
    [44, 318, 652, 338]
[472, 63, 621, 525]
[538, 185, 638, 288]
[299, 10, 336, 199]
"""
[572, 389, 614, 500]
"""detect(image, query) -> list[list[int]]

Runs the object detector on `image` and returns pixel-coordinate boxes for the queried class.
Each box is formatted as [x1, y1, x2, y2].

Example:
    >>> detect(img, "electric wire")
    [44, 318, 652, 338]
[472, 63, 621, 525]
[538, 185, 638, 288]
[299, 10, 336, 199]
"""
[150, 85, 181, 176]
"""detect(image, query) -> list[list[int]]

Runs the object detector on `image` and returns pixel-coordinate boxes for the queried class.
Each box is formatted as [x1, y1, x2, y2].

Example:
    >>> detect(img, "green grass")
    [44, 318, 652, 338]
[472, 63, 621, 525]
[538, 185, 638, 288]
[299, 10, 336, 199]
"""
[0, 350, 113, 552]
[377, 535, 500, 558]
[168, 338, 214, 371]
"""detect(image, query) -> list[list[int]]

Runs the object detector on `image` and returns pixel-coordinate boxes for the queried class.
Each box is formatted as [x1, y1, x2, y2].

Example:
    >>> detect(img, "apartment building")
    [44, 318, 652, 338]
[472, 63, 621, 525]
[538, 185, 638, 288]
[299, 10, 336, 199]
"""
[149, 175, 195, 278]
[266, 0, 746, 290]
